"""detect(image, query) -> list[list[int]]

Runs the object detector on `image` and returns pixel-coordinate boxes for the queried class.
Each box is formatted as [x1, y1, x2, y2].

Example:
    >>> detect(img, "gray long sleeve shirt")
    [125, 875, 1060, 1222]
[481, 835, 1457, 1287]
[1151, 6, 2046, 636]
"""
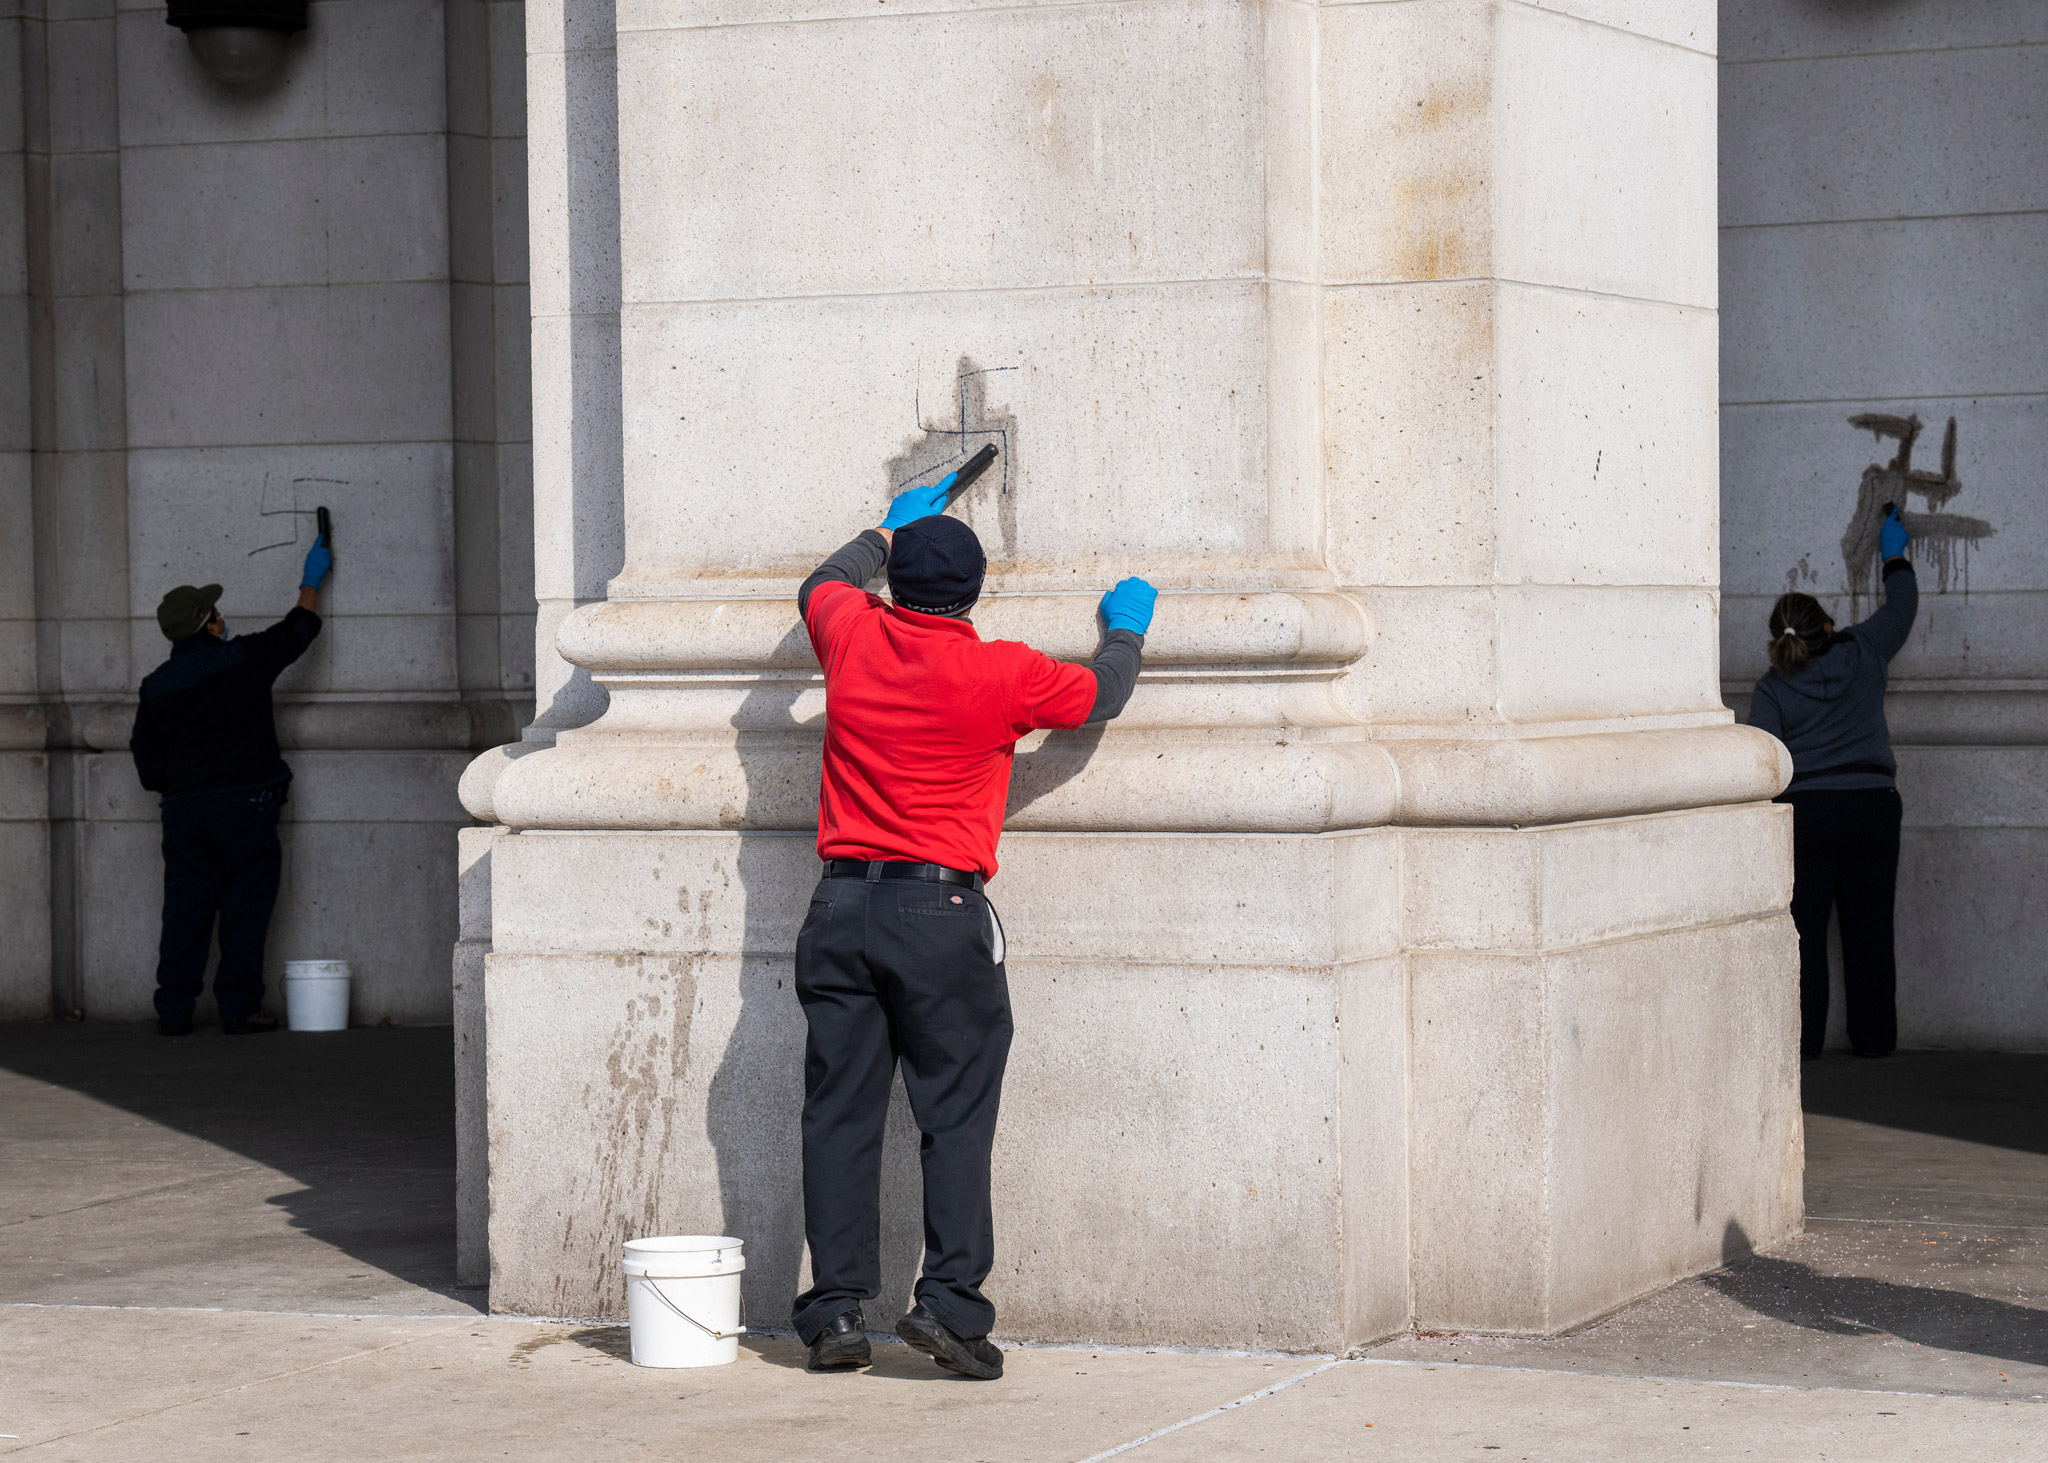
[1745, 560, 1918, 792]
[799, 530, 1144, 723]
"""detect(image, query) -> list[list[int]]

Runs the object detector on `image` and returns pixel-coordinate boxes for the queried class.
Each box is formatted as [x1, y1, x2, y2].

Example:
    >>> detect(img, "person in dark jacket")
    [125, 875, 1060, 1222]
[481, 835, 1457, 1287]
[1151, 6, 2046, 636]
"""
[1746, 508, 1917, 1059]
[130, 535, 333, 1036]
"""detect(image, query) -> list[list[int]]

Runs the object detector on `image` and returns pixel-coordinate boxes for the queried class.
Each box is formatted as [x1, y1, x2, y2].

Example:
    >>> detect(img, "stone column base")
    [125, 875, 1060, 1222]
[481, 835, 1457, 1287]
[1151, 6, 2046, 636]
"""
[476, 804, 1799, 1347]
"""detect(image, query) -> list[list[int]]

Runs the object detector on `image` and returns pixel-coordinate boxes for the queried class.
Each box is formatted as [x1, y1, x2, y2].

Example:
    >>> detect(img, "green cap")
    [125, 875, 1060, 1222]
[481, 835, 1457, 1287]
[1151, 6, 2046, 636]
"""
[156, 584, 223, 641]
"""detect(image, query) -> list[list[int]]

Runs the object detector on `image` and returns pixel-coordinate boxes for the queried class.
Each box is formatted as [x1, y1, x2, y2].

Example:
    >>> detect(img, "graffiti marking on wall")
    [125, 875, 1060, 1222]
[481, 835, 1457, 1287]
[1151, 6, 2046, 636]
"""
[1839, 413, 1992, 615]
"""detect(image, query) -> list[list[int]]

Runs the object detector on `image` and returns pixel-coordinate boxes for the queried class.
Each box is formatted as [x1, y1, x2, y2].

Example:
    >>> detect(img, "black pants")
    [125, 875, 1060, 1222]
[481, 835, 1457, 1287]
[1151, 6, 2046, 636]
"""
[154, 787, 284, 1024]
[1781, 787, 1902, 1058]
[789, 873, 1012, 1345]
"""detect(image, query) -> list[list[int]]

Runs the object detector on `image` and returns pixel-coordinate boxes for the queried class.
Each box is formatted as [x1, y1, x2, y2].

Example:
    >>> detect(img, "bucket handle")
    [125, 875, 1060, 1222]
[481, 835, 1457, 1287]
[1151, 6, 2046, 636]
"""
[641, 1277, 748, 1340]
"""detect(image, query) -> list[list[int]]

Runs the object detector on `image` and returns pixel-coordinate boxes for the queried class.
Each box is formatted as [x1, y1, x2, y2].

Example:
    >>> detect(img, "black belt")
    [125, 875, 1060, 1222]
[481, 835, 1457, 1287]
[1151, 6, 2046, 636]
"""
[1787, 760, 1895, 787]
[823, 858, 983, 891]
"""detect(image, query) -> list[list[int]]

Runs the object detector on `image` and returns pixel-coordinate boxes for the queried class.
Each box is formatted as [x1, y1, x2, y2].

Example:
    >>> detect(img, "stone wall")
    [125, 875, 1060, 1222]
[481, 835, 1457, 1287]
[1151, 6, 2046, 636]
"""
[1719, 0, 2048, 1049]
[0, 0, 532, 1023]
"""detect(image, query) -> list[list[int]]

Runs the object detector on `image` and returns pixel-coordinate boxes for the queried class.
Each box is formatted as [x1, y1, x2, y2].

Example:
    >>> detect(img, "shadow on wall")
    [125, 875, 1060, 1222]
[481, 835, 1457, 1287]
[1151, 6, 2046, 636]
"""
[1714, 1219, 2048, 1374]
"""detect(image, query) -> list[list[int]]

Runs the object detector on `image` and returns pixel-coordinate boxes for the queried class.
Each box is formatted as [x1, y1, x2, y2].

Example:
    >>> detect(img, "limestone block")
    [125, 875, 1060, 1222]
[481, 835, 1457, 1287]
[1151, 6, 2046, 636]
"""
[487, 827, 1401, 966]
[1723, 45, 2048, 228]
[1516, 1, 1713, 53]
[280, 750, 469, 826]
[37, 452, 127, 619]
[48, 153, 123, 297]
[127, 443, 456, 619]
[618, 0, 1056, 27]
[524, 46, 621, 322]
[0, 455, 32, 620]
[44, 11, 119, 153]
[616, 283, 1282, 590]
[527, 313, 623, 603]
[76, 816, 164, 1019]
[1722, 213, 2048, 405]
[1490, 290, 1718, 588]
[1409, 915, 1802, 1334]
[50, 296, 126, 451]
[0, 162, 22, 303]
[1896, 826, 2048, 1050]
[1325, 284, 1718, 591]
[453, 937, 490, 1286]
[528, 0, 619, 57]
[1401, 802, 1793, 953]
[1721, 0, 2046, 64]
[123, 283, 453, 449]
[271, 818, 460, 1024]
[0, 752, 51, 1020]
[483, 941, 1405, 1349]
[113, 0, 447, 149]
[1343, 585, 1723, 727]
[1318, 1, 1714, 306]
[1323, 281, 1498, 589]
[0, 817, 52, 1019]
[119, 134, 450, 292]
[616, 0, 1262, 301]
[1898, 745, 2048, 833]
[1722, 396, 2043, 599]
[558, 590, 1367, 672]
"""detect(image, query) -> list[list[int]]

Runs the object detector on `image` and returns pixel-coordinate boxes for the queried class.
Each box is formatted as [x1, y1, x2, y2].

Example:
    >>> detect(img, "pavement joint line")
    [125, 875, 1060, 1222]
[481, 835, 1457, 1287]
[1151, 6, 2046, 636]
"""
[0, 1301, 495, 1322]
[0, 1174, 237, 1229]
[1806, 1213, 2048, 1230]
[1347, 1355, 2048, 1403]
[0, 1319, 477, 1455]
[1071, 1358, 1348, 1462]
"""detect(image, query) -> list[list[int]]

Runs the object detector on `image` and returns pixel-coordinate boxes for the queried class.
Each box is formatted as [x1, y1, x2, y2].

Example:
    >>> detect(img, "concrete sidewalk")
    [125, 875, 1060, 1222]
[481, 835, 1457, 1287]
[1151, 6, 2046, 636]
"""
[1, 1024, 2043, 1459]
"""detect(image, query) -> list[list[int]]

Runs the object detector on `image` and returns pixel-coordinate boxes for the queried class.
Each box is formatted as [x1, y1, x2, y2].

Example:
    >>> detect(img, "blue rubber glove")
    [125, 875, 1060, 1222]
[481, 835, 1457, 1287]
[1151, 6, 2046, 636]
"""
[300, 533, 332, 588]
[1100, 577, 1157, 636]
[880, 474, 956, 531]
[1880, 506, 1909, 560]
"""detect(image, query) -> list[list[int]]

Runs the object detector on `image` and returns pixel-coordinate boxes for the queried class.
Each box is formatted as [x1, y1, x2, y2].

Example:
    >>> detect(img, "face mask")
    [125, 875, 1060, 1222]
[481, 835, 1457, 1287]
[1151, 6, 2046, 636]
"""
[214, 617, 229, 639]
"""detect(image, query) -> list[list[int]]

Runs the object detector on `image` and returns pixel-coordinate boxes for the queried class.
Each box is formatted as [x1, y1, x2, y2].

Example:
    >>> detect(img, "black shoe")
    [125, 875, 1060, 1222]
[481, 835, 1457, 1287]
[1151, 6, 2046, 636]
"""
[221, 1012, 280, 1035]
[157, 1016, 193, 1037]
[896, 1303, 1002, 1380]
[807, 1309, 870, 1371]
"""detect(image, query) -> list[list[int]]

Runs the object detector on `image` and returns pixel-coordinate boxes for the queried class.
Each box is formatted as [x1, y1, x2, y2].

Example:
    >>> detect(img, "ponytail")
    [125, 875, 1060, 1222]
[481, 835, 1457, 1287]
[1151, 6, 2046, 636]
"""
[1767, 592, 1830, 676]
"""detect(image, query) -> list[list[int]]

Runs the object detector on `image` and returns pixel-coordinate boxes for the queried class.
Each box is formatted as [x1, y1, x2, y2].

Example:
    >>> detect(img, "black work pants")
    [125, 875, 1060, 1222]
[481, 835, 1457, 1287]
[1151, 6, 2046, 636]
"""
[154, 787, 284, 1024]
[1781, 787, 1902, 1058]
[790, 873, 1012, 1345]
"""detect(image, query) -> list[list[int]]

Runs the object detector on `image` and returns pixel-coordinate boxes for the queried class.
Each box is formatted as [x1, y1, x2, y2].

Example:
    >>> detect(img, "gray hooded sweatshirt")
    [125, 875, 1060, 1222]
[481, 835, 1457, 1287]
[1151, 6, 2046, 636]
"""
[1745, 561, 1918, 792]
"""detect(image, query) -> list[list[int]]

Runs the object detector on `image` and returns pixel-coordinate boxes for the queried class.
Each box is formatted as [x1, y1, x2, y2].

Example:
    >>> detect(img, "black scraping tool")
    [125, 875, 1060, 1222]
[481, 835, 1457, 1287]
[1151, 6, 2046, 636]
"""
[942, 444, 998, 503]
[316, 505, 333, 545]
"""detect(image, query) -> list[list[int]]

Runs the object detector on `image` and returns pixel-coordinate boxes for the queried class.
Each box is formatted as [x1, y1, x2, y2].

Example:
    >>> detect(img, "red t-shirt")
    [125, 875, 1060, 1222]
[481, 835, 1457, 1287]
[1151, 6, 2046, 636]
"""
[804, 580, 1097, 878]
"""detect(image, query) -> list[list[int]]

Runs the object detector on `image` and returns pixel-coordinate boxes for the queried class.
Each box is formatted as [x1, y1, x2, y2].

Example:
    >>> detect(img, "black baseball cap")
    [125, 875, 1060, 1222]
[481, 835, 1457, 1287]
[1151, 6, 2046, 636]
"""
[156, 584, 222, 641]
[888, 516, 986, 615]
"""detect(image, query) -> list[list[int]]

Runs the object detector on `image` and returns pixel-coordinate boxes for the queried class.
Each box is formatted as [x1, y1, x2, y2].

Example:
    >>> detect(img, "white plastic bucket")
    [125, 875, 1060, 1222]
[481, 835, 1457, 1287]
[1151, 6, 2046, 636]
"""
[283, 960, 351, 1032]
[622, 1235, 747, 1368]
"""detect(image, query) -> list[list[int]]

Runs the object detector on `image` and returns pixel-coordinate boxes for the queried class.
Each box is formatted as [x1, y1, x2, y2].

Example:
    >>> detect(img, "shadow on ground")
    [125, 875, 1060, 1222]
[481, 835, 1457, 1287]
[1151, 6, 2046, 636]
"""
[0, 1019, 468, 1308]
[1714, 1218, 2048, 1374]
[1800, 1050, 2048, 1156]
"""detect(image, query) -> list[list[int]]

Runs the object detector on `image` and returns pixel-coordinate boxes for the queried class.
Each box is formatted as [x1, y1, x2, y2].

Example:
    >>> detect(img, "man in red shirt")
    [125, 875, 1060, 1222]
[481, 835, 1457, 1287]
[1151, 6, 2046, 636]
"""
[792, 471, 1154, 1380]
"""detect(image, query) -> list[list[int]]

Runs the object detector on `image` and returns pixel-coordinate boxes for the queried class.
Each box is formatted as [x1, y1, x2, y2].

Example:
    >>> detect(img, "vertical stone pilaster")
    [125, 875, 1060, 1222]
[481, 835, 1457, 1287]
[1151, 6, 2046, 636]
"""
[473, 0, 1797, 1344]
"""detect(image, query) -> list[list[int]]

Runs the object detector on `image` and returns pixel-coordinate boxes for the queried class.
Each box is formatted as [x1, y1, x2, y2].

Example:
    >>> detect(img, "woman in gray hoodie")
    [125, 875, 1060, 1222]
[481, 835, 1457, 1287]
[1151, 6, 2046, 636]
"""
[1746, 509, 1917, 1060]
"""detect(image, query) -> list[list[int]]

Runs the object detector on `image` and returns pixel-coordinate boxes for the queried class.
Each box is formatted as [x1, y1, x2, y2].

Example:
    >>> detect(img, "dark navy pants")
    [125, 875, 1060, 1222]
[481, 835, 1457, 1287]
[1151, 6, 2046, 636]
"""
[153, 786, 284, 1024]
[790, 873, 1011, 1345]
[1782, 786, 1902, 1058]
